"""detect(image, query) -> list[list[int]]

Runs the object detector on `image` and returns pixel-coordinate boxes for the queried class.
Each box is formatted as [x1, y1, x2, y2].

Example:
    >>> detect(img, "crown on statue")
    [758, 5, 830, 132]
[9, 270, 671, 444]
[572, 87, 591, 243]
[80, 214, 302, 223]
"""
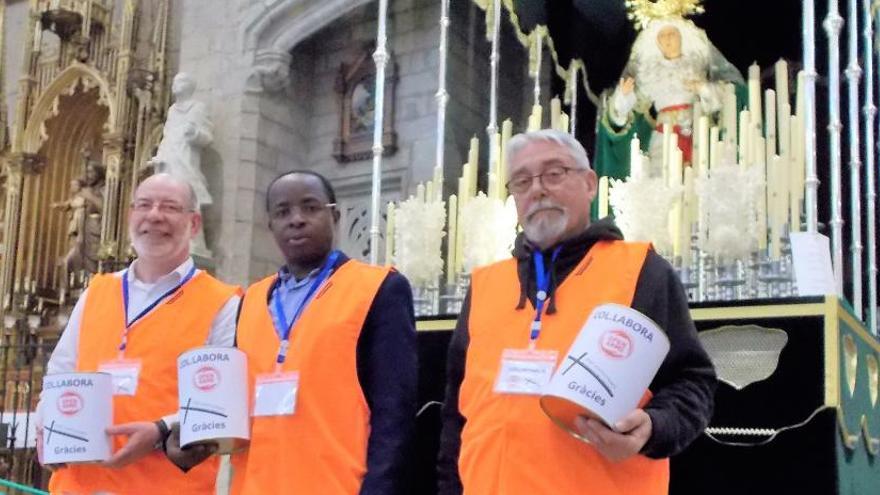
[625, 0, 705, 29]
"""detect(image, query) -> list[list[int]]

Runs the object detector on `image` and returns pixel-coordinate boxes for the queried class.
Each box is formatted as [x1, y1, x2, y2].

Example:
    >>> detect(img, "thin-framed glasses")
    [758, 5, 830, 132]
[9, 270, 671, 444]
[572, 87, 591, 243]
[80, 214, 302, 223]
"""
[130, 199, 193, 215]
[505, 166, 584, 195]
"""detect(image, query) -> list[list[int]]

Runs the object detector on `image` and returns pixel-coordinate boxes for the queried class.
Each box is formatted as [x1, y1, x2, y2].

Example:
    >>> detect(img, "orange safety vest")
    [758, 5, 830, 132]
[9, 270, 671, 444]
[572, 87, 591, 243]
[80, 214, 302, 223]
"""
[459, 240, 669, 495]
[230, 260, 389, 495]
[49, 271, 240, 495]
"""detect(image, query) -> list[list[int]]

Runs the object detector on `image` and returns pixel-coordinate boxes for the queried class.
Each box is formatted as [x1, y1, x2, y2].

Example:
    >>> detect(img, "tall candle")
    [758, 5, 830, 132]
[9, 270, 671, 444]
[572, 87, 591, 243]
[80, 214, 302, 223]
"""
[748, 63, 762, 129]
[432, 166, 443, 202]
[756, 161, 768, 251]
[662, 124, 672, 183]
[723, 84, 737, 145]
[550, 97, 561, 130]
[529, 104, 542, 131]
[738, 110, 751, 165]
[468, 137, 479, 196]
[764, 89, 777, 157]
[630, 136, 642, 179]
[446, 195, 458, 285]
[460, 165, 472, 202]
[697, 116, 709, 177]
[775, 59, 790, 155]
[598, 176, 609, 218]
[668, 134, 681, 188]
[500, 119, 513, 192]
[416, 183, 426, 203]
[709, 126, 720, 171]
[385, 203, 395, 266]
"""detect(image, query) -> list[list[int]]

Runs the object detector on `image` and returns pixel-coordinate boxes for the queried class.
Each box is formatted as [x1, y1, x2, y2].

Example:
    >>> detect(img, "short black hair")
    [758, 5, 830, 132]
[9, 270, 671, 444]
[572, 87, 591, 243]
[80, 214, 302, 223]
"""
[265, 170, 337, 211]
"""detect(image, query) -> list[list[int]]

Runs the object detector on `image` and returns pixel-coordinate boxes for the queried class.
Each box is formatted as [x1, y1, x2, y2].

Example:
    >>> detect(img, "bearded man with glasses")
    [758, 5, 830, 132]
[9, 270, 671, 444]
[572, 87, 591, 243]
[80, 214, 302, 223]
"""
[38, 173, 242, 494]
[437, 129, 716, 495]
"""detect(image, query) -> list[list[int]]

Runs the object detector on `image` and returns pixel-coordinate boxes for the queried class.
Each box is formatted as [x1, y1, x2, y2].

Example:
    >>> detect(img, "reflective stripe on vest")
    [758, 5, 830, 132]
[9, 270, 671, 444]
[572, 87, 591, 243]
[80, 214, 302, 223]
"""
[50, 271, 241, 495]
[460, 240, 669, 495]
[230, 260, 389, 495]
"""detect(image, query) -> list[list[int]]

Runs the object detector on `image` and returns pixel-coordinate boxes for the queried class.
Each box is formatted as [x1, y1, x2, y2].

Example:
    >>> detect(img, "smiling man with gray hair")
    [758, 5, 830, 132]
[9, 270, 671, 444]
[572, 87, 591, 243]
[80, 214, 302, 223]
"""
[437, 129, 716, 495]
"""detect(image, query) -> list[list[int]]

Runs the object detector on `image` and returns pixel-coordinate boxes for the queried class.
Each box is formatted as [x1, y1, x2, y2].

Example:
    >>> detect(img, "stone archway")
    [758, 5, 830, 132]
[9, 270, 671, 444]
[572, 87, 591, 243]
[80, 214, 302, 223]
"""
[22, 63, 115, 154]
[14, 69, 110, 291]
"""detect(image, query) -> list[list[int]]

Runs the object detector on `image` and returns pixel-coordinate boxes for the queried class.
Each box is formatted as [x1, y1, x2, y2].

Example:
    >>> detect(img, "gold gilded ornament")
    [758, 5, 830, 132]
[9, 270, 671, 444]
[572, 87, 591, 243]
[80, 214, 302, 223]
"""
[625, 0, 705, 29]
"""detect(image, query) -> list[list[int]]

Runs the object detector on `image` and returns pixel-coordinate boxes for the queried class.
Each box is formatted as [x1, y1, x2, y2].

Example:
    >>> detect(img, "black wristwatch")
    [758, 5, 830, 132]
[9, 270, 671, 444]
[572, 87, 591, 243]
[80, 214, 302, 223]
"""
[154, 419, 171, 452]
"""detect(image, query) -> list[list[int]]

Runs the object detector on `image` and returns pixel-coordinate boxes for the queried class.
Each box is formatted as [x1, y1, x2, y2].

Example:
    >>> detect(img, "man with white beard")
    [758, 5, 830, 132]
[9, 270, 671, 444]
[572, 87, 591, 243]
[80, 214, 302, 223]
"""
[38, 173, 241, 494]
[437, 129, 716, 495]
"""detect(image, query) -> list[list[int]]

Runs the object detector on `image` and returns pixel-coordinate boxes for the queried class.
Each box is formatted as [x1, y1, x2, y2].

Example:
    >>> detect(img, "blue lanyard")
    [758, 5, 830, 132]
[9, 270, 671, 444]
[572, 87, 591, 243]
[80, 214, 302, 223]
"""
[120, 265, 197, 353]
[530, 247, 561, 345]
[271, 250, 340, 365]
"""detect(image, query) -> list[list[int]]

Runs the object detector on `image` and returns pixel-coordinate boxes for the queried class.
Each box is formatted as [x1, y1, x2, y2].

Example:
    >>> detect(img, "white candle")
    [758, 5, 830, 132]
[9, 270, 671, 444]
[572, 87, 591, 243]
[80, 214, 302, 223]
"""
[748, 63, 762, 129]
[756, 160, 768, 251]
[500, 119, 513, 193]
[550, 97, 561, 130]
[668, 134, 681, 188]
[682, 167, 695, 267]
[630, 136, 642, 179]
[738, 110, 750, 165]
[528, 104, 542, 131]
[723, 84, 738, 145]
[433, 166, 443, 202]
[416, 183, 426, 203]
[446, 195, 458, 285]
[598, 176, 609, 218]
[468, 137, 479, 196]
[662, 124, 672, 183]
[697, 116, 709, 178]
[385, 203, 395, 266]
[460, 165, 472, 202]
[775, 59, 790, 155]
[709, 127, 720, 171]
[790, 114, 804, 232]
[796, 71, 806, 118]
[765, 89, 777, 158]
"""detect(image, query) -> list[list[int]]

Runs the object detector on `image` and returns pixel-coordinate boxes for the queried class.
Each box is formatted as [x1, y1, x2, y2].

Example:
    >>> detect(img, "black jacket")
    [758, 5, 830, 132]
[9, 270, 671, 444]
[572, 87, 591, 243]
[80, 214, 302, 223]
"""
[436, 218, 717, 494]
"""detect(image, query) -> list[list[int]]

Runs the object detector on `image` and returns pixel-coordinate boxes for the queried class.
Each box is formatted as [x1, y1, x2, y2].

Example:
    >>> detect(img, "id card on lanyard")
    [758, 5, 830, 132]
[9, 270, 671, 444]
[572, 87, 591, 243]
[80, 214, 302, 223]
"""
[253, 251, 339, 417]
[100, 265, 196, 396]
[494, 248, 561, 396]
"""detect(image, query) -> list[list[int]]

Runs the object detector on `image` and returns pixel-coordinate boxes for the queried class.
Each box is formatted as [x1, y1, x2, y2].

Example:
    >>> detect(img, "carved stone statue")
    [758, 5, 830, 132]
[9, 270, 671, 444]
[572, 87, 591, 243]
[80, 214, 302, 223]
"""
[150, 73, 213, 204]
[149, 72, 214, 256]
[52, 157, 105, 284]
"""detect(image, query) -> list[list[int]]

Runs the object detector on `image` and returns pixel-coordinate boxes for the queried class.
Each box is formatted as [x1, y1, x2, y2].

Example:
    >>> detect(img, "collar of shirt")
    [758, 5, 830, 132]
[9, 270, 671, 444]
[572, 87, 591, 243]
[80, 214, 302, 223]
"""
[116, 257, 197, 321]
[120, 257, 196, 289]
[276, 265, 321, 293]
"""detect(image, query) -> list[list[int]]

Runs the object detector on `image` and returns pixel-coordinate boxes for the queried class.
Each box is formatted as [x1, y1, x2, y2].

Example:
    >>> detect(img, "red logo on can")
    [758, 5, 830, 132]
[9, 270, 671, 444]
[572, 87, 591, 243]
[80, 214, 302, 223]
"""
[57, 391, 83, 416]
[600, 330, 633, 359]
[194, 366, 220, 391]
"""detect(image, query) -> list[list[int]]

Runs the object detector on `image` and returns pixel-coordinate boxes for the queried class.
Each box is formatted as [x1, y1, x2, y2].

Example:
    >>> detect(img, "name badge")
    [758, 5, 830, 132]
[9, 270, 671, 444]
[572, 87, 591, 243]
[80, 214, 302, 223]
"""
[98, 359, 143, 396]
[253, 371, 299, 417]
[494, 349, 558, 395]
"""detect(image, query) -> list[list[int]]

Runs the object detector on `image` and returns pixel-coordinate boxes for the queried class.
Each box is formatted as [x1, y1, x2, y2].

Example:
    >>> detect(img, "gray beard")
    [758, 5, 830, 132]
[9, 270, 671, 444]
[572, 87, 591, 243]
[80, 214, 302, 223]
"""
[523, 212, 568, 249]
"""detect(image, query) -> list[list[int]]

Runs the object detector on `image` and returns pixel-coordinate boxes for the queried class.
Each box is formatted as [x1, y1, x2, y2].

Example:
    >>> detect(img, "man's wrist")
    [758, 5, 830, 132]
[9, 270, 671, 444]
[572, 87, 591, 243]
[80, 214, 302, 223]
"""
[153, 419, 171, 452]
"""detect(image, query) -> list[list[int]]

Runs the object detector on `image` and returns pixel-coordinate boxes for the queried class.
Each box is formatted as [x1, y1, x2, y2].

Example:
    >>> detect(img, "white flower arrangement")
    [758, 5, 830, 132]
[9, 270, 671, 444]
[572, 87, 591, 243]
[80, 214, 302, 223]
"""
[609, 176, 681, 255]
[459, 193, 518, 271]
[695, 161, 765, 261]
[392, 197, 446, 288]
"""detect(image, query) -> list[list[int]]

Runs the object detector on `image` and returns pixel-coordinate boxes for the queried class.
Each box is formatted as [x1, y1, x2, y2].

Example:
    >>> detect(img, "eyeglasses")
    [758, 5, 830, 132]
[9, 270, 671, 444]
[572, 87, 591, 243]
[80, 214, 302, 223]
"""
[505, 166, 584, 195]
[270, 202, 336, 220]
[130, 200, 193, 215]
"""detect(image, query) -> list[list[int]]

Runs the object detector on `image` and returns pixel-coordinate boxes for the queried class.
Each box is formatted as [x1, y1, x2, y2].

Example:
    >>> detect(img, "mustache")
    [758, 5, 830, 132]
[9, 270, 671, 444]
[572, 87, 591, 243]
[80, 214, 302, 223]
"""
[525, 200, 566, 220]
